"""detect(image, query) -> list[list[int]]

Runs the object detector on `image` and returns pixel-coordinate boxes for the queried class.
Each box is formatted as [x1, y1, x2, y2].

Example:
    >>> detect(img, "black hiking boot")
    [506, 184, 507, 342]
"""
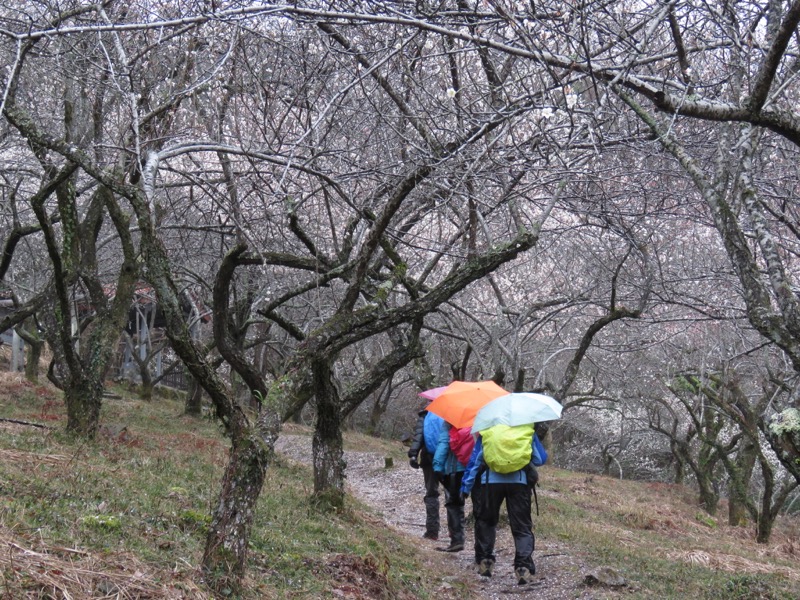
[515, 566, 535, 585]
[478, 558, 494, 577]
[437, 541, 464, 552]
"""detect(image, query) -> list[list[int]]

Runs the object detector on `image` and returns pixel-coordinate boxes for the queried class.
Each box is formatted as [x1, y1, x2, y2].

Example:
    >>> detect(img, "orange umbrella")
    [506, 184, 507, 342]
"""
[425, 380, 509, 429]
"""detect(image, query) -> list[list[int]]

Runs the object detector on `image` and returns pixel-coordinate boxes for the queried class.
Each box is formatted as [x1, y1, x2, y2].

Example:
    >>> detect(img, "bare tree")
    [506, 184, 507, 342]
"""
[0, 4, 554, 592]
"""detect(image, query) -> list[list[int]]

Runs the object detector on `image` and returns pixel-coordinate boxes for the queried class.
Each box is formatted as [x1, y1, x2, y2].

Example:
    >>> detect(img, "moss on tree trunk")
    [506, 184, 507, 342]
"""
[202, 433, 269, 595]
[24, 339, 42, 384]
[728, 440, 757, 527]
[312, 359, 346, 508]
[64, 376, 103, 438]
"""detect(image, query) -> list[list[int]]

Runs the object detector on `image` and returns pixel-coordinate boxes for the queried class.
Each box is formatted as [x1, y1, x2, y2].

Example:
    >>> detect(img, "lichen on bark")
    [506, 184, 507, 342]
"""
[769, 408, 800, 436]
[768, 408, 800, 473]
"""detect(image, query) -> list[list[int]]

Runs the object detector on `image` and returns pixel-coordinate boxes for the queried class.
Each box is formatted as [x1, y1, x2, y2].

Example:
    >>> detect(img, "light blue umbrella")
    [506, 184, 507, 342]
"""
[471, 392, 563, 433]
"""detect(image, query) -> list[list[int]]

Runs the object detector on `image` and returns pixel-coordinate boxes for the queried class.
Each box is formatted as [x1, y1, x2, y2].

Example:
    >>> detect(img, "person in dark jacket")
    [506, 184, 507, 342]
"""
[460, 434, 537, 585]
[407, 408, 445, 540]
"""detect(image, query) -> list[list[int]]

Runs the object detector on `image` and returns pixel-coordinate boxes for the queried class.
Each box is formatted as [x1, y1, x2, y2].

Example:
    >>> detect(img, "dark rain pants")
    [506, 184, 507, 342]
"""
[442, 471, 465, 545]
[420, 447, 440, 537]
[473, 482, 535, 572]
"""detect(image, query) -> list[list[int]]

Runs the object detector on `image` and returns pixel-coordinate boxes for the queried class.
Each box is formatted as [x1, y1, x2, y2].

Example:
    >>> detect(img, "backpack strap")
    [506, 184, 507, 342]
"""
[476, 459, 488, 483]
[476, 458, 489, 506]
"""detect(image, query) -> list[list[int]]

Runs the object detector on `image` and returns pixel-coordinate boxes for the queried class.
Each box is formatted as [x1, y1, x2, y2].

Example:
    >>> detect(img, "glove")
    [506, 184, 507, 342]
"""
[434, 471, 445, 484]
[409, 458, 420, 469]
[460, 491, 469, 502]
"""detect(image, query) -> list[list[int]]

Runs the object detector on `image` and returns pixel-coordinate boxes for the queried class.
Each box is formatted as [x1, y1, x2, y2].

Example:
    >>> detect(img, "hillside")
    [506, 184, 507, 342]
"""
[0, 372, 798, 599]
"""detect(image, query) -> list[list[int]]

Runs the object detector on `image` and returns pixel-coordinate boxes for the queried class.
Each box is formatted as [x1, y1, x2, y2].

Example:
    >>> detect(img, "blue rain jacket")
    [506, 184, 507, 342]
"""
[460, 435, 535, 495]
[423, 412, 444, 454]
[432, 424, 466, 474]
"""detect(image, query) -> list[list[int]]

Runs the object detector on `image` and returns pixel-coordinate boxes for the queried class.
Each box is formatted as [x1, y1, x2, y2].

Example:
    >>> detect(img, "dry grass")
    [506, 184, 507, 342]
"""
[0, 447, 70, 467]
[0, 526, 209, 599]
[540, 471, 800, 598]
[0, 375, 451, 599]
[667, 548, 799, 580]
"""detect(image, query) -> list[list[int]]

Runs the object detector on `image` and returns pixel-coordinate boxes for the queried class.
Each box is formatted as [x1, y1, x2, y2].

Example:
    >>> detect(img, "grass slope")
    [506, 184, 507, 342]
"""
[0, 372, 798, 599]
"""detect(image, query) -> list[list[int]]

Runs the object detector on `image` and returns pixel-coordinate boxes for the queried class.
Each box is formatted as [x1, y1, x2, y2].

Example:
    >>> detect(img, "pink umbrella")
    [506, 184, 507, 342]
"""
[419, 386, 448, 400]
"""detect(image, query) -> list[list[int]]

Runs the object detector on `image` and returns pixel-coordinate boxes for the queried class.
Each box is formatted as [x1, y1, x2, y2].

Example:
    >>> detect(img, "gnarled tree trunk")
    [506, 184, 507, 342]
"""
[202, 429, 270, 592]
[728, 439, 757, 526]
[312, 359, 346, 507]
[64, 375, 104, 436]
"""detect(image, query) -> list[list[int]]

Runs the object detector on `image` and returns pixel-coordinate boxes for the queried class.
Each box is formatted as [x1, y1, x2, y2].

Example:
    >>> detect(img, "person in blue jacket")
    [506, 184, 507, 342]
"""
[432, 421, 467, 552]
[407, 408, 444, 540]
[460, 433, 538, 585]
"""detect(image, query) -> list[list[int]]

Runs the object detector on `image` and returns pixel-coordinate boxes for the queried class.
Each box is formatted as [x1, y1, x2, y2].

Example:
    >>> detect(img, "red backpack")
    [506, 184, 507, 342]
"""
[449, 426, 476, 467]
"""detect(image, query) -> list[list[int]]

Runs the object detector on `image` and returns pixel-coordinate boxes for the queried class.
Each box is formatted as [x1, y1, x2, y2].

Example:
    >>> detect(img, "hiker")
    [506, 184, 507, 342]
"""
[432, 421, 472, 553]
[407, 407, 445, 540]
[460, 425, 547, 585]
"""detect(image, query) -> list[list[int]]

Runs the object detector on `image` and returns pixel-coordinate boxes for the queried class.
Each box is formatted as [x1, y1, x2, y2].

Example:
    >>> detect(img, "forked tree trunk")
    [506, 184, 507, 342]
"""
[62, 303, 136, 438]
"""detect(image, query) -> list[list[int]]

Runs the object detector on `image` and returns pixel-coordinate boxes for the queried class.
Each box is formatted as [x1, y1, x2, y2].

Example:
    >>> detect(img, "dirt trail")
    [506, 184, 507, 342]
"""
[275, 434, 605, 599]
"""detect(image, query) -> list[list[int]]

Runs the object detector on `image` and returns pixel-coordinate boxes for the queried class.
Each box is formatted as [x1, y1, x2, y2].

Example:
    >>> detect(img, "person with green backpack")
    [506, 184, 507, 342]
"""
[459, 423, 548, 585]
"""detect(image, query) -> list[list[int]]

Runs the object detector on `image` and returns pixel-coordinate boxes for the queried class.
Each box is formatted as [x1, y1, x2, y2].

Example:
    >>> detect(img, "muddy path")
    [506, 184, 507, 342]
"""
[275, 434, 605, 599]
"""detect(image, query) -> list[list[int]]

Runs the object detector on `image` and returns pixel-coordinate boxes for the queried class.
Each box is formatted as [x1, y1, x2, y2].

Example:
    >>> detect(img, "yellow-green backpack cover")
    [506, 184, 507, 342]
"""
[481, 423, 534, 474]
